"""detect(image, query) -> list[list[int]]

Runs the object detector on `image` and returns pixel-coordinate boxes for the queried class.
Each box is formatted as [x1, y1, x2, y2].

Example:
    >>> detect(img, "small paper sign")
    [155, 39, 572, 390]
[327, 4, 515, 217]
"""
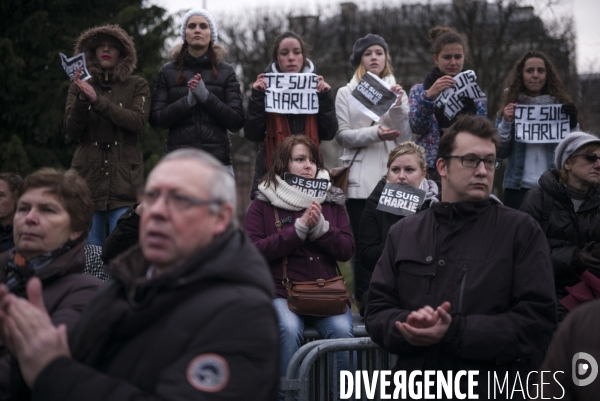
[376, 183, 426, 216]
[284, 173, 328, 198]
[514, 104, 570, 144]
[264, 73, 319, 114]
[434, 70, 486, 119]
[60, 52, 91, 81]
[348, 72, 399, 121]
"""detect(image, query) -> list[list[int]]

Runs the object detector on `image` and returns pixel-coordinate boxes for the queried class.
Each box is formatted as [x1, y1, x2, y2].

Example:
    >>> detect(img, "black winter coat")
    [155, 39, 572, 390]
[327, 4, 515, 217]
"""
[244, 60, 338, 196]
[520, 169, 600, 320]
[359, 179, 403, 272]
[150, 47, 245, 165]
[26, 229, 279, 401]
[365, 199, 556, 399]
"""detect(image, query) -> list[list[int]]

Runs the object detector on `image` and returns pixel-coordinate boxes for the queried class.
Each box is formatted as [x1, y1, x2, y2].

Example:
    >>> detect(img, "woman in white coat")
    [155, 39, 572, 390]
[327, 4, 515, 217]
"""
[335, 33, 411, 310]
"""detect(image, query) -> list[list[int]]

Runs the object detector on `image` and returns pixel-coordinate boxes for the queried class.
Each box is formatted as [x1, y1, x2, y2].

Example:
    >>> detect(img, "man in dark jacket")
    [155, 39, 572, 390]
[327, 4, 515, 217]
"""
[0, 149, 279, 401]
[365, 115, 557, 399]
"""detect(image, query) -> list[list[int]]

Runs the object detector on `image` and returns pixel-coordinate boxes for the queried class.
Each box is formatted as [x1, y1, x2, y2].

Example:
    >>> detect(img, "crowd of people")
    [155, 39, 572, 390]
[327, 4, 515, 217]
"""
[0, 7, 598, 401]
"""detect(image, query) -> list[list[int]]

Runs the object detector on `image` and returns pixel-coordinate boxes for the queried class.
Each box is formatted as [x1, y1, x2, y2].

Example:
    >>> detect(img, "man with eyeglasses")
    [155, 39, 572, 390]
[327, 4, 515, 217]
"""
[365, 115, 557, 399]
[0, 149, 280, 400]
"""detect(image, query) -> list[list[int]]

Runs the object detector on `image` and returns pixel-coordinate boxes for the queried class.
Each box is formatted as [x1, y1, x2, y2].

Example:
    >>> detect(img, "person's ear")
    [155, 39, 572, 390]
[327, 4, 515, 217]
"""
[212, 203, 233, 236]
[436, 158, 448, 178]
[69, 230, 83, 241]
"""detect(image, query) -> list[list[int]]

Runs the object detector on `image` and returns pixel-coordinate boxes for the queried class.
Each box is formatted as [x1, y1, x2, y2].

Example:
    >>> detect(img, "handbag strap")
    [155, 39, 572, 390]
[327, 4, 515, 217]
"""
[274, 208, 290, 286]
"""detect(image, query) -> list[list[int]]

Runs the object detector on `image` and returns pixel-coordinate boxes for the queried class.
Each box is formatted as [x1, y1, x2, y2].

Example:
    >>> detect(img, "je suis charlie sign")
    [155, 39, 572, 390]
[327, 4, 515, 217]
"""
[376, 183, 426, 217]
[59, 52, 91, 82]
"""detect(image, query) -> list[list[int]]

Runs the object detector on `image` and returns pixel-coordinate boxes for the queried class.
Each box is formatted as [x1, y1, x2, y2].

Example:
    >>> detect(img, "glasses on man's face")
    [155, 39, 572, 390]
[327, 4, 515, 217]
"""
[572, 153, 600, 164]
[140, 190, 222, 212]
[444, 155, 501, 170]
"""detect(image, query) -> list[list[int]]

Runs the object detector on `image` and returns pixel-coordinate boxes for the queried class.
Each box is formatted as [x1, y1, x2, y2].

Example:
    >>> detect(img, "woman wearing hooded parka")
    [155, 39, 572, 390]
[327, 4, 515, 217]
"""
[150, 9, 245, 177]
[65, 25, 150, 247]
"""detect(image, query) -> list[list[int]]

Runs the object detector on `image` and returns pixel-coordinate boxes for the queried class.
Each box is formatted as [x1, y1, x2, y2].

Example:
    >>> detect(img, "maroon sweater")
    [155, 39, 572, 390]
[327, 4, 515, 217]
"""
[244, 198, 354, 298]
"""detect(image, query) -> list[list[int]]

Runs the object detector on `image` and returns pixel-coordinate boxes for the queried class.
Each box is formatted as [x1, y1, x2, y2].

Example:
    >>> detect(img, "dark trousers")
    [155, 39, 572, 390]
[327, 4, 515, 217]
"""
[345, 198, 371, 304]
[503, 188, 531, 210]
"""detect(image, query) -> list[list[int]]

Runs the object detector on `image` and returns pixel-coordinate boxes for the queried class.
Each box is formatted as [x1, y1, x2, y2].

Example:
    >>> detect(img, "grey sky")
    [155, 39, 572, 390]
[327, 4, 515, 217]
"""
[154, 0, 599, 73]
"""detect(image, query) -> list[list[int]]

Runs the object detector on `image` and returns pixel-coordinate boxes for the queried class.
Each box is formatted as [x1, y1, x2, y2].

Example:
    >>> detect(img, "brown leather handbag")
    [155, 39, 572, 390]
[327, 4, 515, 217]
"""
[274, 208, 350, 317]
[330, 148, 360, 194]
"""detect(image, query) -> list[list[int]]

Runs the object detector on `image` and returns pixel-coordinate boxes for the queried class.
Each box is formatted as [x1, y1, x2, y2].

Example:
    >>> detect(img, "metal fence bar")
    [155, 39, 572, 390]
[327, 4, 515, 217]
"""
[282, 338, 383, 401]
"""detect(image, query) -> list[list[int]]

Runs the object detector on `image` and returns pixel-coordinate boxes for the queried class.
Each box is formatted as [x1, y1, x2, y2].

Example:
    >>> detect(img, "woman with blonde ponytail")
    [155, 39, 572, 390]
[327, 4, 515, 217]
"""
[150, 9, 244, 176]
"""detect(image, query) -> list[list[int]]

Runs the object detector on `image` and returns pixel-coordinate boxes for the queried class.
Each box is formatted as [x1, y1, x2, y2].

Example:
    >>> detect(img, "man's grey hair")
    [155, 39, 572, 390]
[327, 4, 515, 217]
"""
[159, 148, 238, 226]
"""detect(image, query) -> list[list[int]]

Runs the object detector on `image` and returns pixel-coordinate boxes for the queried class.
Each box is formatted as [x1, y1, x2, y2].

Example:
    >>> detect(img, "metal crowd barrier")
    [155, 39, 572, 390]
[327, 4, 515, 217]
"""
[281, 334, 397, 401]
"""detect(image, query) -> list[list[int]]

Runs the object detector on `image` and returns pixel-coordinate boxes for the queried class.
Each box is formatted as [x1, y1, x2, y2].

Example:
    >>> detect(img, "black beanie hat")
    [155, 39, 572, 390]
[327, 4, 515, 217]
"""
[350, 34, 389, 68]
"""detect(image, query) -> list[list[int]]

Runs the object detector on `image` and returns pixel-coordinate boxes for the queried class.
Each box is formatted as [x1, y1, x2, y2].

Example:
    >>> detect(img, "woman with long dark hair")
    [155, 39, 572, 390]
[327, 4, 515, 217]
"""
[498, 50, 579, 209]
[150, 9, 244, 176]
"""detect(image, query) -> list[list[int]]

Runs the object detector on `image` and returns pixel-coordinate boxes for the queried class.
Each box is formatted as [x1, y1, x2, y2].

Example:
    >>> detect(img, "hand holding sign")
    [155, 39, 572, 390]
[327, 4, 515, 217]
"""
[253, 73, 267, 91]
[74, 69, 97, 104]
[316, 76, 331, 93]
[426, 76, 456, 99]
[503, 103, 518, 123]
[390, 85, 404, 106]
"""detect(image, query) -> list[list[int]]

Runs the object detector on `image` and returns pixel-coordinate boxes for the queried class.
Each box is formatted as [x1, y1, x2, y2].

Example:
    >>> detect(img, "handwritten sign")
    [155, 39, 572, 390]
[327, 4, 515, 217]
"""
[348, 72, 399, 121]
[264, 73, 319, 114]
[435, 70, 486, 119]
[59, 53, 91, 81]
[514, 104, 570, 144]
[284, 173, 328, 198]
[376, 183, 426, 217]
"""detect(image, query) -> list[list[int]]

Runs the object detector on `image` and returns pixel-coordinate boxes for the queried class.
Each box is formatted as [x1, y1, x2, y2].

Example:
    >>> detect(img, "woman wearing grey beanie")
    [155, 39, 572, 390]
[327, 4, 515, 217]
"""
[520, 131, 600, 322]
[334, 33, 411, 312]
[149, 9, 244, 176]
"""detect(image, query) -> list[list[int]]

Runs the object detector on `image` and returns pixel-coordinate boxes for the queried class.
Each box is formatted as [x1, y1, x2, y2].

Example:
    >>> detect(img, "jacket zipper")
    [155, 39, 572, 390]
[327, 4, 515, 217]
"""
[426, 274, 435, 294]
[142, 96, 145, 114]
[458, 264, 467, 314]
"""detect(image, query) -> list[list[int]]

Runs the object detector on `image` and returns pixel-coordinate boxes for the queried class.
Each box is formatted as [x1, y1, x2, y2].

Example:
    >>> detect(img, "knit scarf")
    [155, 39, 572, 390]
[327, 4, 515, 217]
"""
[4, 239, 80, 290]
[258, 169, 331, 211]
[423, 66, 444, 90]
[264, 114, 319, 169]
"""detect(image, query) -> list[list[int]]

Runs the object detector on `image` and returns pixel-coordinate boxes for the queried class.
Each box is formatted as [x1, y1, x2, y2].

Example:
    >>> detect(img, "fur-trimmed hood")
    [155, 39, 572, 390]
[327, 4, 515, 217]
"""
[169, 42, 227, 65]
[74, 25, 137, 83]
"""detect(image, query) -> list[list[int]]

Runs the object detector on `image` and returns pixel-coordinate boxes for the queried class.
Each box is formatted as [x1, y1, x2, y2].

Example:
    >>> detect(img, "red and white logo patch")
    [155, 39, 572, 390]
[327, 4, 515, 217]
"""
[186, 354, 230, 392]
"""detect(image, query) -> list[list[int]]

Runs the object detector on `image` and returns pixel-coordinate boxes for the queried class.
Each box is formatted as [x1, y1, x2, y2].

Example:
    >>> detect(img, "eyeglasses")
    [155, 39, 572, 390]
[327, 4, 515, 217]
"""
[443, 155, 501, 170]
[572, 153, 600, 164]
[141, 190, 223, 212]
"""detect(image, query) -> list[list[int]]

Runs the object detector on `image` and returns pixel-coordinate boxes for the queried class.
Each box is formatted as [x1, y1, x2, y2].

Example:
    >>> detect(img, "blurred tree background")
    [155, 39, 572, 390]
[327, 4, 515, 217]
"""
[0, 0, 174, 175]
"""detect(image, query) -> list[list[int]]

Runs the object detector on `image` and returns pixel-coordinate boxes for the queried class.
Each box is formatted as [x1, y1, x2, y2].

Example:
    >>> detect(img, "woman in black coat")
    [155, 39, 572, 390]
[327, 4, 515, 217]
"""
[357, 141, 438, 314]
[245, 31, 338, 197]
[149, 9, 244, 175]
[521, 132, 600, 321]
